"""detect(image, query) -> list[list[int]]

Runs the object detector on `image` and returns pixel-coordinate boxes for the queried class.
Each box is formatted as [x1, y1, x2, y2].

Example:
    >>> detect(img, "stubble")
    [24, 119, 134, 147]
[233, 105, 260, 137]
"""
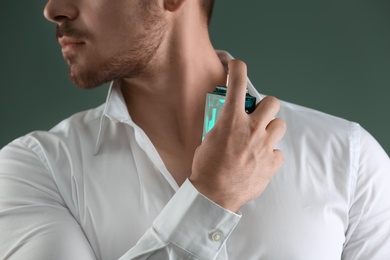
[57, 2, 167, 89]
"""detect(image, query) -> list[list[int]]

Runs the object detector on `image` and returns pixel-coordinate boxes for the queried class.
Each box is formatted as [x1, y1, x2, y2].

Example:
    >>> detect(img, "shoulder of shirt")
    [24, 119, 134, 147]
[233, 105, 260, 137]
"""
[277, 98, 360, 135]
[8, 103, 106, 154]
[49, 103, 105, 134]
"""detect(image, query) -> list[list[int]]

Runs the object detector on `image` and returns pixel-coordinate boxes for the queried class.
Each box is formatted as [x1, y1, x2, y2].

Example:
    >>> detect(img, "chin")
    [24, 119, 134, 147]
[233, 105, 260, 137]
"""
[68, 63, 113, 89]
[69, 72, 105, 89]
[66, 54, 151, 89]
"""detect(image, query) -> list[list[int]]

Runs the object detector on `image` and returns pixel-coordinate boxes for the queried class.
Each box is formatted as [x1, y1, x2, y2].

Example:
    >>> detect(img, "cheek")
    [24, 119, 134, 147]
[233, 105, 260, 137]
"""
[80, 3, 146, 57]
[83, 4, 130, 38]
[86, 20, 125, 56]
[92, 14, 138, 44]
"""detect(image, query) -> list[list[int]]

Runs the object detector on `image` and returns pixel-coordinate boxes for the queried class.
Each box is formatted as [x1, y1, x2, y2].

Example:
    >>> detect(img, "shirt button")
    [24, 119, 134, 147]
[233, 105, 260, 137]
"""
[209, 230, 223, 242]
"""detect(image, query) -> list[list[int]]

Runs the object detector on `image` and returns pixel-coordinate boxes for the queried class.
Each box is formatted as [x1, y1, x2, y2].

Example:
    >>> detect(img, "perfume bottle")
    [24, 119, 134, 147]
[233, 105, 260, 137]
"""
[202, 86, 256, 140]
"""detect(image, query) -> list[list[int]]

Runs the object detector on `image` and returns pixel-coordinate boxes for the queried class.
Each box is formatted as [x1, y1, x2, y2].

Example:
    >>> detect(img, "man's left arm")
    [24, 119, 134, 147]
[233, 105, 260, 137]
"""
[342, 126, 390, 259]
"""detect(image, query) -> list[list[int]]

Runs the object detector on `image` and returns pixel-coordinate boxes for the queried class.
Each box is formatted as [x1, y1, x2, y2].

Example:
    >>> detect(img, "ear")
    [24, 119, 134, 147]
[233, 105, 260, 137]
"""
[163, 0, 186, 12]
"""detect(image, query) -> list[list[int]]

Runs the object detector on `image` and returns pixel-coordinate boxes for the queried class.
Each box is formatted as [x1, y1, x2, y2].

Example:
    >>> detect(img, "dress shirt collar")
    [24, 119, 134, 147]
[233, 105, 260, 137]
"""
[94, 51, 264, 154]
[94, 80, 130, 154]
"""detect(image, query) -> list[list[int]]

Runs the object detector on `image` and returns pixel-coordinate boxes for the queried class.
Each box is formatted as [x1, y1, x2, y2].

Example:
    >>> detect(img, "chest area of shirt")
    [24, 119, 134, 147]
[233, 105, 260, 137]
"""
[68, 132, 351, 259]
[78, 165, 348, 260]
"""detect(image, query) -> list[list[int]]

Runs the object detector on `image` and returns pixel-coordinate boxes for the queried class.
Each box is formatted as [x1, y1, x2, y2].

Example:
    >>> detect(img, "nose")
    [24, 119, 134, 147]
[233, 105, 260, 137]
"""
[44, 0, 78, 24]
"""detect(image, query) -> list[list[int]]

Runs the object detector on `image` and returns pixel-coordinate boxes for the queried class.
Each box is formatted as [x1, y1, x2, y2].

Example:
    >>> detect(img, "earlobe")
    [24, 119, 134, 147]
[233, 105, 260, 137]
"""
[163, 0, 186, 12]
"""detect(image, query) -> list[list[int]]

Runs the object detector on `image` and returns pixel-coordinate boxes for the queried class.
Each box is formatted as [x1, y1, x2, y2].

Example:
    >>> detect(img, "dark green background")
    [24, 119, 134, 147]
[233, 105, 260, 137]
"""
[1, 1, 389, 154]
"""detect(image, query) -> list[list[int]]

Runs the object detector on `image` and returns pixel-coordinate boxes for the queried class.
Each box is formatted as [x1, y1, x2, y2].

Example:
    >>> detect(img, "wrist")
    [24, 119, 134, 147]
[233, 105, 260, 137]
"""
[189, 178, 241, 213]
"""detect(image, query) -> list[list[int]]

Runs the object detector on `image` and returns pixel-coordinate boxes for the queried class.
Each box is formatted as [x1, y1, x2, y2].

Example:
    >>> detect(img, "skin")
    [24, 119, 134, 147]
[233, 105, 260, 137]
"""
[44, 0, 286, 213]
[47, 0, 167, 88]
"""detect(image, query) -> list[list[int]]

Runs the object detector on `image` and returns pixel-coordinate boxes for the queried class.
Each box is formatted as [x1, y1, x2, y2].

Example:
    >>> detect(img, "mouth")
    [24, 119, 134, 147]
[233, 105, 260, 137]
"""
[58, 37, 86, 53]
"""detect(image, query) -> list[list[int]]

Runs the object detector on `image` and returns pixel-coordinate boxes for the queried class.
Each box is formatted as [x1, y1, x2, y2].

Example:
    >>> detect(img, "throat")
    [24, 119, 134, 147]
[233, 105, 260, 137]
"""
[136, 110, 203, 186]
[155, 142, 198, 186]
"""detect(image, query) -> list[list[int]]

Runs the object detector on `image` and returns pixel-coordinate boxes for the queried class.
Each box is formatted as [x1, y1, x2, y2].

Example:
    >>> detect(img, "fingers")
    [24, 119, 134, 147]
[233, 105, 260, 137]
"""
[222, 60, 285, 148]
[266, 117, 286, 145]
[224, 60, 248, 114]
[252, 96, 281, 130]
[191, 59, 286, 211]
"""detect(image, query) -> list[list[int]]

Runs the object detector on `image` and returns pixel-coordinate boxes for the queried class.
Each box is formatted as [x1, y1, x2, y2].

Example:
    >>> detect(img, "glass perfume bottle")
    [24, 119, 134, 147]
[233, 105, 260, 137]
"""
[202, 86, 256, 140]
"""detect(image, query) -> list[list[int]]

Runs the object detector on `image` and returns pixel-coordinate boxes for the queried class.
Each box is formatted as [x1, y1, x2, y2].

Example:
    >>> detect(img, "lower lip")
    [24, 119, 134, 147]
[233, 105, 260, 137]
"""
[62, 43, 85, 53]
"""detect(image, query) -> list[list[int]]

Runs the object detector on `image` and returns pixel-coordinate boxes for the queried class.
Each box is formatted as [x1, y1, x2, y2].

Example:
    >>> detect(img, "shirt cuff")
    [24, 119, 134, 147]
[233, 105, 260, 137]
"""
[153, 179, 241, 260]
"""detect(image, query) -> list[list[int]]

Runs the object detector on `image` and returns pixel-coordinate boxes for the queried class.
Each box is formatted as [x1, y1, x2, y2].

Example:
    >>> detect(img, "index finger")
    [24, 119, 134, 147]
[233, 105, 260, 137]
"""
[224, 60, 248, 114]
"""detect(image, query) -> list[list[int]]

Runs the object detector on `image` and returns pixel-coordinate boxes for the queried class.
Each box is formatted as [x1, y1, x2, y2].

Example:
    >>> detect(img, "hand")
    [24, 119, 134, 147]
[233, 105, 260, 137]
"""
[190, 60, 286, 212]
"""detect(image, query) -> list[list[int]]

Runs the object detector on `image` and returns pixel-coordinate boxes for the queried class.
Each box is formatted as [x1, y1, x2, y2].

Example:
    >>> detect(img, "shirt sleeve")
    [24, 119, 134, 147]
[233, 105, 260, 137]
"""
[1, 138, 241, 260]
[0, 139, 96, 259]
[342, 126, 390, 259]
[119, 179, 241, 260]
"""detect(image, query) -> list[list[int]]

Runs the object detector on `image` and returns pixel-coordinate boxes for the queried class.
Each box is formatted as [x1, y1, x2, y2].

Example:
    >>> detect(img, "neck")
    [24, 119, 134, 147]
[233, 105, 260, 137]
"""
[117, 5, 227, 185]
[120, 29, 226, 150]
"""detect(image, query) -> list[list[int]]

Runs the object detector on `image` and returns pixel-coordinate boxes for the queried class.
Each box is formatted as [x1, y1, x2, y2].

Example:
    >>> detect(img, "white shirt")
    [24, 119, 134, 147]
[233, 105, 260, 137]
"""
[1, 52, 390, 260]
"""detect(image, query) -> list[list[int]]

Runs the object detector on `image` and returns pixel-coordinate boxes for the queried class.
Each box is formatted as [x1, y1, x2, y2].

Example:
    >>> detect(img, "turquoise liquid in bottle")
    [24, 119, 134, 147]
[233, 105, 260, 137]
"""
[202, 86, 256, 140]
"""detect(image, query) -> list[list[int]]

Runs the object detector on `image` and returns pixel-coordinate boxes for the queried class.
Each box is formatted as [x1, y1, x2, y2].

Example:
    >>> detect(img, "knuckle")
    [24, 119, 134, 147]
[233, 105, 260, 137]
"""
[215, 113, 245, 137]
[233, 75, 248, 88]
[273, 118, 286, 131]
[263, 96, 280, 108]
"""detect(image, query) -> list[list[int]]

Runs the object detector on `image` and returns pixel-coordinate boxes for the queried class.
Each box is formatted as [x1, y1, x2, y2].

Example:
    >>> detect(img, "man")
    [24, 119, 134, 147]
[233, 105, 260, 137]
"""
[0, 0, 389, 259]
